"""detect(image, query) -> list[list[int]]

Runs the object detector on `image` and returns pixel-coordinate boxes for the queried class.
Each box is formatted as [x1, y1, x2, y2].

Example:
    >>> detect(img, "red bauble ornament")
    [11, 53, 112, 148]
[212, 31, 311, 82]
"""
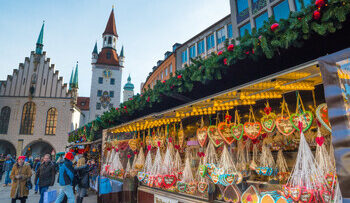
[217, 51, 223, 56]
[127, 154, 131, 159]
[227, 44, 234, 51]
[313, 10, 321, 20]
[115, 107, 119, 110]
[162, 80, 166, 84]
[115, 148, 119, 152]
[223, 58, 228, 65]
[177, 75, 182, 79]
[124, 106, 127, 109]
[315, 0, 325, 7]
[245, 51, 250, 55]
[134, 151, 138, 155]
[271, 23, 279, 32]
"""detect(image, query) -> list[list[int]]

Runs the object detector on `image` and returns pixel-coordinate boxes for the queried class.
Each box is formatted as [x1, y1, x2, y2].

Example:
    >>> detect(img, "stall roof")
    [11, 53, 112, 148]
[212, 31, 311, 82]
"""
[108, 59, 325, 133]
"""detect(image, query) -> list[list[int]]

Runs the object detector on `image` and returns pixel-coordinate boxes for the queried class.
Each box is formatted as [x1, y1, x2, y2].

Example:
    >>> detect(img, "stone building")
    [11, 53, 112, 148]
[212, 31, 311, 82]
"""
[0, 23, 82, 157]
[89, 8, 124, 121]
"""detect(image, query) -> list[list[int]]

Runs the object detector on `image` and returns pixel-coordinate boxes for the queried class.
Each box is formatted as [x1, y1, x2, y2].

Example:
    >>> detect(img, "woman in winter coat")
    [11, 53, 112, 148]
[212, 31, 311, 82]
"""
[10, 156, 32, 203]
[74, 158, 92, 203]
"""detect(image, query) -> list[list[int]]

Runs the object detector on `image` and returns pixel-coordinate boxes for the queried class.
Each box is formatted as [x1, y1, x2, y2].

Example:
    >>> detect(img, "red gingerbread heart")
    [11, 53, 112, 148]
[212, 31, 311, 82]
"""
[315, 136, 325, 146]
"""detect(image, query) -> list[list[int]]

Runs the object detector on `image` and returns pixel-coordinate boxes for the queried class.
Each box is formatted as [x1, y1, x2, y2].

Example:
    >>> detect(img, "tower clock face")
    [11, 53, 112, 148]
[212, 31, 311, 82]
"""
[103, 69, 112, 78]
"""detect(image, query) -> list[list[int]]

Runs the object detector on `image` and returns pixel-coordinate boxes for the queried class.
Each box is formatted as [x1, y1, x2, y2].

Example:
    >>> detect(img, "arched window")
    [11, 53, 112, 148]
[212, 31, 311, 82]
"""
[45, 108, 58, 135]
[20, 102, 36, 135]
[0, 106, 11, 134]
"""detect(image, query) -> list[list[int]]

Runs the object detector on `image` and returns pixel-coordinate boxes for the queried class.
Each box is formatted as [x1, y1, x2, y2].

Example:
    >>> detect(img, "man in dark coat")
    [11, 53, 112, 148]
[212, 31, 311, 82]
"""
[35, 154, 56, 203]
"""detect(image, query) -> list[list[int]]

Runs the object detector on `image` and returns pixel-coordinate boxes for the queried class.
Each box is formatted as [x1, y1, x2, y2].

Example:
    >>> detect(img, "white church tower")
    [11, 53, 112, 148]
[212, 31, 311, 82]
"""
[89, 8, 125, 121]
[123, 74, 134, 102]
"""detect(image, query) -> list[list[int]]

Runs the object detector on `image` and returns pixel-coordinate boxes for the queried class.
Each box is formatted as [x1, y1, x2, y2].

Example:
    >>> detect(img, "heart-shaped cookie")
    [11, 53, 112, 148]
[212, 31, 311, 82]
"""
[218, 122, 235, 145]
[320, 189, 332, 203]
[152, 135, 165, 147]
[220, 174, 235, 186]
[163, 175, 177, 188]
[261, 113, 276, 132]
[290, 111, 313, 132]
[289, 186, 301, 201]
[231, 124, 243, 140]
[241, 185, 259, 203]
[137, 172, 146, 181]
[197, 127, 208, 147]
[198, 165, 207, 177]
[177, 181, 187, 192]
[128, 139, 138, 151]
[155, 175, 164, 187]
[197, 182, 208, 193]
[276, 116, 295, 136]
[223, 184, 241, 203]
[186, 182, 197, 194]
[243, 122, 262, 139]
[300, 188, 314, 203]
[315, 136, 325, 146]
[282, 185, 290, 198]
[207, 125, 224, 147]
[206, 163, 216, 177]
[316, 103, 332, 132]
[210, 172, 220, 184]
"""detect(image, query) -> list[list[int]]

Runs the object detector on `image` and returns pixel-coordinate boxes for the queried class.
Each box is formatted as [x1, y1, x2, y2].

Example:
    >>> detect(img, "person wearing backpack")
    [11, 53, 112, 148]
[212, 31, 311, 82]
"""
[55, 152, 75, 203]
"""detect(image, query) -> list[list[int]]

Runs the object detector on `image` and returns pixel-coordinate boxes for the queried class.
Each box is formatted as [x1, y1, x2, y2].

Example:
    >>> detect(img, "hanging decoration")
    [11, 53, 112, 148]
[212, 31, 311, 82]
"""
[161, 141, 177, 189]
[241, 185, 260, 203]
[254, 144, 276, 176]
[276, 150, 289, 182]
[236, 141, 250, 178]
[290, 93, 313, 132]
[177, 152, 196, 194]
[217, 145, 242, 186]
[276, 97, 295, 136]
[174, 149, 183, 180]
[150, 145, 163, 187]
[197, 117, 208, 147]
[109, 148, 124, 179]
[316, 103, 332, 133]
[218, 111, 235, 145]
[208, 114, 224, 147]
[178, 122, 185, 148]
[261, 101, 277, 132]
[231, 110, 244, 141]
[244, 106, 262, 140]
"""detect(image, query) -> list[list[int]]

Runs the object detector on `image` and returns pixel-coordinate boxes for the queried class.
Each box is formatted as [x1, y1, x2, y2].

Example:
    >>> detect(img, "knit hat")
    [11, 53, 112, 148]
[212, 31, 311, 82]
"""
[64, 152, 74, 160]
[18, 156, 26, 160]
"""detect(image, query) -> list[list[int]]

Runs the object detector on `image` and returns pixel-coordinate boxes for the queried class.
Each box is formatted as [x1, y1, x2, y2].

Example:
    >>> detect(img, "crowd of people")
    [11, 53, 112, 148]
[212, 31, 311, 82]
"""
[0, 152, 97, 203]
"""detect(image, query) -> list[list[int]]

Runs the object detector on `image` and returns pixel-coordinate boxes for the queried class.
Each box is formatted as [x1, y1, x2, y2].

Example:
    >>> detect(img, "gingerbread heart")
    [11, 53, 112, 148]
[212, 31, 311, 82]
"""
[155, 175, 164, 187]
[315, 136, 325, 146]
[282, 185, 290, 198]
[290, 111, 313, 132]
[152, 135, 165, 147]
[186, 182, 197, 194]
[218, 122, 235, 145]
[206, 163, 216, 177]
[163, 175, 177, 188]
[210, 172, 220, 184]
[276, 116, 295, 136]
[207, 125, 224, 147]
[198, 165, 207, 177]
[137, 172, 146, 181]
[289, 186, 301, 201]
[128, 139, 138, 151]
[316, 103, 332, 132]
[224, 184, 241, 203]
[231, 124, 243, 140]
[177, 181, 187, 192]
[261, 113, 276, 132]
[235, 172, 243, 184]
[197, 127, 208, 147]
[300, 188, 314, 203]
[197, 182, 208, 193]
[243, 122, 262, 139]
[220, 174, 235, 186]
[320, 189, 332, 203]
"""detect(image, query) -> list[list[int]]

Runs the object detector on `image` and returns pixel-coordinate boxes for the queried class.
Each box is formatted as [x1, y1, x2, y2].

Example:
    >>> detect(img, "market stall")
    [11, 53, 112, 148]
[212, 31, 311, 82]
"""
[100, 59, 346, 202]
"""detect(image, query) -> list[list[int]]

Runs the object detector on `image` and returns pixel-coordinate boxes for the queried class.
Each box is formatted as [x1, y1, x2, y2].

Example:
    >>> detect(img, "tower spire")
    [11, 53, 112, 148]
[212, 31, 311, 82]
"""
[72, 61, 79, 89]
[69, 68, 74, 90]
[93, 42, 98, 54]
[35, 21, 45, 54]
[103, 8, 118, 37]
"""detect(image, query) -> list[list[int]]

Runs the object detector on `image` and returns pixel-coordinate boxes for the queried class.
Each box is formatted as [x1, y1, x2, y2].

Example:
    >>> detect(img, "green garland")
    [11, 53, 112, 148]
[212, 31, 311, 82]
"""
[70, 0, 350, 140]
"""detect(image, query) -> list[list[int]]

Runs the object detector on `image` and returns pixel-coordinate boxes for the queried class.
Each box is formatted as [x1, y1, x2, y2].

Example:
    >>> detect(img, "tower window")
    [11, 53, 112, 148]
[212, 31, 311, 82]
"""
[98, 77, 103, 84]
[106, 52, 111, 59]
[97, 90, 102, 97]
[108, 37, 112, 44]
[96, 103, 101, 110]
[110, 91, 114, 98]
[110, 78, 115, 85]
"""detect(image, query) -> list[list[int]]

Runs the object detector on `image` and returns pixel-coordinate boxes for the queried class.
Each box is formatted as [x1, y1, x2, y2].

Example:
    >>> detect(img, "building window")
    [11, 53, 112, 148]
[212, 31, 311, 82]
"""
[197, 40, 205, 55]
[206, 34, 215, 50]
[98, 77, 103, 84]
[239, 23, 252, 37]
[237, 0, 249, 13]
[169, 64, 173, 73]
[97, 90, 102, 97]
[110, 78, 115, 85]
[110, 91, 114, 98]
[106, 52, 111, 59]
[273, 0, 290, 21]
[165, 68, 168, 76]
[255, 12, 269, 31]
[295, 0, 312, 10]
[227, 24, 233, 38]
[96, 103, 101, 110]
[20, 102, 36, 135]
[181, 50, 188, 64]
[108, 37, 112, 44]
[0, 106, 11, 134]
[189, 45, 196, 58]
[45, 108, 57, 135]
[217, 27, 226, 45]
[161, 72, 164, 80]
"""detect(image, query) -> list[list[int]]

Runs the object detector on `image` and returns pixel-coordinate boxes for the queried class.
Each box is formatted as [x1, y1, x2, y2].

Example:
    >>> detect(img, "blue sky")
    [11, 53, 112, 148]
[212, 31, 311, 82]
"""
[0, 0, 230, 97]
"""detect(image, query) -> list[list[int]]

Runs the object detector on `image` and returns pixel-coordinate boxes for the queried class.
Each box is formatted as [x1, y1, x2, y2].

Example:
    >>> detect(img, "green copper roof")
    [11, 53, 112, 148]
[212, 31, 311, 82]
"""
[69, 68, 74, 90]
[120, 46, 124, 57]
[72, 62, 79, 89]
[93, 42, 98, 54]
[35, 21, 45, 54]
[123, 74, 134, 90]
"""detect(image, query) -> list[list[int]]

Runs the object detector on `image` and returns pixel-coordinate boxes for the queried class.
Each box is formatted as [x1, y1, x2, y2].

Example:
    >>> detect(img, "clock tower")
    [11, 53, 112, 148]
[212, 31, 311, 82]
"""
[89, 7, 124, 121]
